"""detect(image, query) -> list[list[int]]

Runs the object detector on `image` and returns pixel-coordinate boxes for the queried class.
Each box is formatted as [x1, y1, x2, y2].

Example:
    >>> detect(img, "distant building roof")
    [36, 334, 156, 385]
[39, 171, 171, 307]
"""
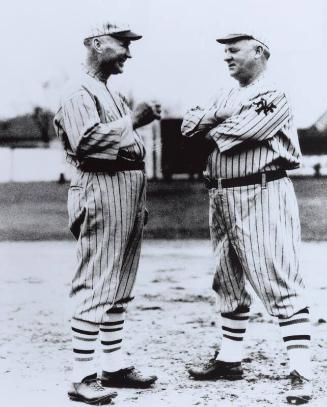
[0, 110, 56, 148]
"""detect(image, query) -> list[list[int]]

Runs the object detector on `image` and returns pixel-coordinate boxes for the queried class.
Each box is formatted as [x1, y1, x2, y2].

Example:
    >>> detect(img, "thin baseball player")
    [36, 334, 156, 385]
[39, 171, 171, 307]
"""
[181, 33, 312, 405]
[54, 22, 161, 405]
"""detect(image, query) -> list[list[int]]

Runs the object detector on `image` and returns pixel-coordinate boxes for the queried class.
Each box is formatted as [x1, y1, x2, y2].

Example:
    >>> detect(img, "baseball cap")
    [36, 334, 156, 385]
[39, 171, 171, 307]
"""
[216, 33, 269, 50]
[84, 22, 142, 41]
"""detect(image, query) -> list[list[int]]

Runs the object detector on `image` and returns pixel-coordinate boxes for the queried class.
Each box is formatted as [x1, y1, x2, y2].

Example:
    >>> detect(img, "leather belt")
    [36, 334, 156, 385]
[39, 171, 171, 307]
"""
[204, 170, 287, 189]
[79, 157, 145, 173]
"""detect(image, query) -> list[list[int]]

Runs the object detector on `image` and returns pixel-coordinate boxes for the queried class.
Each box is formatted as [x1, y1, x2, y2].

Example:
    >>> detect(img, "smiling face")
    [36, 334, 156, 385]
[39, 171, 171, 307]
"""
[223, 39, 259, 84]
[98, 36, 132, 75]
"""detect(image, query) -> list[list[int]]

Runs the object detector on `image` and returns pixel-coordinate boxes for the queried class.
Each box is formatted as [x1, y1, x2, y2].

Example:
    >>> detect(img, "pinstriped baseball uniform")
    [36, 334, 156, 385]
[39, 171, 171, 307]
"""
[54, 72, 146, 323]
[182, 74, 308, 318]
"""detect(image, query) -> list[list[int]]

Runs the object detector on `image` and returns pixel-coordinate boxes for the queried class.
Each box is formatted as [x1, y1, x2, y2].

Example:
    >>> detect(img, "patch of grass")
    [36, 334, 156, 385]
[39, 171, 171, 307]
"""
[0, 177, 325, 241]
[292, 177, 327, 240]
[0, 182, 70, 241]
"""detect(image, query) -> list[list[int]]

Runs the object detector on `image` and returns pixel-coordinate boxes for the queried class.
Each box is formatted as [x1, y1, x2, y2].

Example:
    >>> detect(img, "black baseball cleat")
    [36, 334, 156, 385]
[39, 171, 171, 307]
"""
[68, 373, 117, 405]
[286, 370, 312, 405]
[101, 366, 158, 389]
[188, 356, 243, 381]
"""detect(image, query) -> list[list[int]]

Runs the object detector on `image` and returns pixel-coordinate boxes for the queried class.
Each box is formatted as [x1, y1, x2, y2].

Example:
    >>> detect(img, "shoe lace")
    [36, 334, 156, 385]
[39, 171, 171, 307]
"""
[88, 379, 106, 392]
[207, 350, 219, 365]
[290, 371, 311, 392]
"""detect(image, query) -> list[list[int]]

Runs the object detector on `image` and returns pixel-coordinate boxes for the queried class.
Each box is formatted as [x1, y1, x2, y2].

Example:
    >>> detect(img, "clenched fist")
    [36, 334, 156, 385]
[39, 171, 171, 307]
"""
[131, 101, 161, 129]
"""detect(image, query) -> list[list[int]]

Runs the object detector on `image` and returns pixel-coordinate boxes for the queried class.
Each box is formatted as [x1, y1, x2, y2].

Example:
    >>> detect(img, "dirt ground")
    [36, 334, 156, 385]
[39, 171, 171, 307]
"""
[1, 240, 327, 407]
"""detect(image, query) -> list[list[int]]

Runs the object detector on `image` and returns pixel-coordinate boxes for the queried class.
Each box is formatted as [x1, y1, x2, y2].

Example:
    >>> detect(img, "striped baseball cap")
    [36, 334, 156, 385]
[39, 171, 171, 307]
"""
[216, 33, 269, 49]
[84, 22, 142, 41]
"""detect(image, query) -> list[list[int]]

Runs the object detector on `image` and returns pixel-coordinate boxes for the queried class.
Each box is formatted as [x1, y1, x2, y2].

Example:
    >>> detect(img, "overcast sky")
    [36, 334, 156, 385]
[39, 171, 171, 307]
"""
[0, 0, 326, 127]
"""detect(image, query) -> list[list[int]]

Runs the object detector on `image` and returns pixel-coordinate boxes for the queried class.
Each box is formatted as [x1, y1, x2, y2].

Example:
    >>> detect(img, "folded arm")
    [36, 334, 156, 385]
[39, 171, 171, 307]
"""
[181, 105, 219, 138]
[209, 90, 290, 152]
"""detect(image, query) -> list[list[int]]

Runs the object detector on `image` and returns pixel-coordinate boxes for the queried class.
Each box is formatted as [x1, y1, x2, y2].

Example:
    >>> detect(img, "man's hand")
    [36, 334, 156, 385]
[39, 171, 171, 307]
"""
[131, 101, 161, 129]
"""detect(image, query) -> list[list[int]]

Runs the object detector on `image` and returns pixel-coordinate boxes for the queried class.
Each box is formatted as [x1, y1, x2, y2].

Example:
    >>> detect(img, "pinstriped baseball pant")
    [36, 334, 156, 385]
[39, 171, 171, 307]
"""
[209, 177, 307, 318]
[67, 168, 146, 324]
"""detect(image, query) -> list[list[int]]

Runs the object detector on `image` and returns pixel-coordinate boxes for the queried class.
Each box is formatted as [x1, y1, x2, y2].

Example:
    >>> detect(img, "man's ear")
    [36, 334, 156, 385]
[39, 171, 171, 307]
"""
[255, 45, 264, 59]
[93, 38, 102, 53]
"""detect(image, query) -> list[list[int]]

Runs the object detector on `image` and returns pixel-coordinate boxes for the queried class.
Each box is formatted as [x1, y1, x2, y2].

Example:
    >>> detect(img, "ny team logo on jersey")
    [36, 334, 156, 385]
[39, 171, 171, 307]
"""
[253, 98, 277, 116]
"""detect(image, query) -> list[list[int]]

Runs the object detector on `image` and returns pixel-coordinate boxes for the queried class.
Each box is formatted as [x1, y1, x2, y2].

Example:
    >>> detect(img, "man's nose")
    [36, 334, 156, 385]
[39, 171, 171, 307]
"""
[224, 53, 232, 62]
[126, 47, 132, 58]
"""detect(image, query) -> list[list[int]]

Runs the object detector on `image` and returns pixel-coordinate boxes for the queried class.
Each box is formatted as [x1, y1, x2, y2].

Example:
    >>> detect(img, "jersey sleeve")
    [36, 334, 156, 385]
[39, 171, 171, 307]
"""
[209, 90, 290, 152]
[181, 89, 231, 138]
[61, 89, 133, 160]
[181, 104, 221, 137]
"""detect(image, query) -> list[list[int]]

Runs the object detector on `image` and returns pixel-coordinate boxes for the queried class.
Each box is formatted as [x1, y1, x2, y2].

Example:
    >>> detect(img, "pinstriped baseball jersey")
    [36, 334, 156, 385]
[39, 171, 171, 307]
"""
[54, 72, 147, 324]
[54, 73, 145, 166]
[181, 73, 308, 319]
[181, 75, 302, 178]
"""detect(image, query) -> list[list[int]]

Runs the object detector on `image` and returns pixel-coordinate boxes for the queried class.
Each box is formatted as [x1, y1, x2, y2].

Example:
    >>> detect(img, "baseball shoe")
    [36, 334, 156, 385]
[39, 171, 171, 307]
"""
[286, 370, 312, 405]
[188, 354, 243, 381]
[101, 366, 158, 388]
[68, 373, 117, 405]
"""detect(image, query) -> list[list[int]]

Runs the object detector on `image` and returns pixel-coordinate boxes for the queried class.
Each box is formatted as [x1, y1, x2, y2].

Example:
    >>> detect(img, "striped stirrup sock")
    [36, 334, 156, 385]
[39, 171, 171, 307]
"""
[71, 318, 99, 383]
[279, 307, 312, 379]
[216, 306, 250, 363]
[100, 308, 126, 373]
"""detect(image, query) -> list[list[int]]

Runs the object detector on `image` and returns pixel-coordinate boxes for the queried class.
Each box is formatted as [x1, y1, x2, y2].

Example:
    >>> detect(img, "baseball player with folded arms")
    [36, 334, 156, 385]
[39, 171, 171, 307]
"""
[54, 22, 161, 405]
[181, 32, 312, 405]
